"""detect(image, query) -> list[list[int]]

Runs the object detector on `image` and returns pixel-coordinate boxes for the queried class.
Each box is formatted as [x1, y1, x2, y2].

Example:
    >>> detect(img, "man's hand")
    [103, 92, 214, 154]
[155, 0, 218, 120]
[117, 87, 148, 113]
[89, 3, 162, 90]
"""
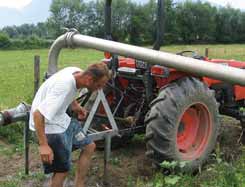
[71, 100, 88, 120]
[77, 107, 88, 120]
[39, 144, 54, 164]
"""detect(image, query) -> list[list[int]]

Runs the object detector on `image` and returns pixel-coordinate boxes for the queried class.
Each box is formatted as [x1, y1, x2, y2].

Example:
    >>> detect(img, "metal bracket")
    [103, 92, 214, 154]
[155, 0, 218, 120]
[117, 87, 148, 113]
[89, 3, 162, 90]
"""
[83, 89, 118, 137]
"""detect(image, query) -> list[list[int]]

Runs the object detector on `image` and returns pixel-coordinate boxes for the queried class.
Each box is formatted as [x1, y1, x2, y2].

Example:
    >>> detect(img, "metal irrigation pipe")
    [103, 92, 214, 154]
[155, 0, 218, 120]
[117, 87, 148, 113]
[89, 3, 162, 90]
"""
[48, 30, 245, 86]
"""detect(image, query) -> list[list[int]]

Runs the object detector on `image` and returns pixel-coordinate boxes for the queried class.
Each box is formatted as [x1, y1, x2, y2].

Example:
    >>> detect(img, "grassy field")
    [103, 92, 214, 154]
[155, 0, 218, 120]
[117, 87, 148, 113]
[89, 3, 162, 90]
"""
[0, 48, 104, 109]
[0, 44, 245, 186]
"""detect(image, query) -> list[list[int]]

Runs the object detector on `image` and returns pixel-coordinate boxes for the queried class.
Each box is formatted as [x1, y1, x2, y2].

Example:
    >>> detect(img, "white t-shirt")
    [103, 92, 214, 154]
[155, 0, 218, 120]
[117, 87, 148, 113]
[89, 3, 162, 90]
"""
[29, 67, 82, 134]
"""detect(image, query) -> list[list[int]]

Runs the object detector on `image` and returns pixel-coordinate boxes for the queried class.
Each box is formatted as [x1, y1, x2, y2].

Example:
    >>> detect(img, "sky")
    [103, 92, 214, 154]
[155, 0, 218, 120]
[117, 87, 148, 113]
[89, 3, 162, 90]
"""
[204, 0, 245, 10]
[0, 0, 32, 9]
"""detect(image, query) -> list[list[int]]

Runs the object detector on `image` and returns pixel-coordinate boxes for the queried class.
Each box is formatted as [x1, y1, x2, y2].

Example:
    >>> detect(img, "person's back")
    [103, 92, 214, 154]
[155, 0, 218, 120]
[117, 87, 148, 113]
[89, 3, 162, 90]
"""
[29, 67, 82, 134]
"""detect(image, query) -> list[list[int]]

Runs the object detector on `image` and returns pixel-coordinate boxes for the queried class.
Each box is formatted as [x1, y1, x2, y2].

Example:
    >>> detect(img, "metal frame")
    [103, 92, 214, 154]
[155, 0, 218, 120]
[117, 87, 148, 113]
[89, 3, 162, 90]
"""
[153, 0, 165, 50]
[83, 90, 119, 141]
[105, 0, 112, 40]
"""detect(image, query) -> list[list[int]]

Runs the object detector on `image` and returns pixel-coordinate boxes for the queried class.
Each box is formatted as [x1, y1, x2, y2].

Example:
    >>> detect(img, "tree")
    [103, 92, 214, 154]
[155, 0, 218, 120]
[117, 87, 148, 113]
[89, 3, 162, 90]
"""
[129, 3, 152, 45]
[237, 12, 245, 43]
[0, 32, 11, 49]
[47, 0, 87, 37]
[163, 0, 179, 44]
[111, 0, 133, 42]
[215, 6, 245, 43]
[35, 22, 49, 38]
[2, 26, 18, 38]
[83, 0, 104, 37]
[175, 0, 217, 43]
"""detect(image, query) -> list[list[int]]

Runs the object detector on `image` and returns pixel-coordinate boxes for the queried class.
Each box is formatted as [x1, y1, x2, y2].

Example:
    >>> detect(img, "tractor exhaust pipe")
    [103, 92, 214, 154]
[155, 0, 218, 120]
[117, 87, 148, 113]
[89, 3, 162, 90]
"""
[48, 30, 245, 86]
[0, 103, 30, 126]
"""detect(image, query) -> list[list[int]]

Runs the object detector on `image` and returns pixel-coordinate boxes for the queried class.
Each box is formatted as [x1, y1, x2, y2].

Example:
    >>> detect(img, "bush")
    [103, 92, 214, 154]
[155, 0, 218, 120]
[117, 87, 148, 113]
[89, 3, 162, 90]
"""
[0, 32, 11, 49]
[19, 35, 50, 49]
[9, 36, 52, 50]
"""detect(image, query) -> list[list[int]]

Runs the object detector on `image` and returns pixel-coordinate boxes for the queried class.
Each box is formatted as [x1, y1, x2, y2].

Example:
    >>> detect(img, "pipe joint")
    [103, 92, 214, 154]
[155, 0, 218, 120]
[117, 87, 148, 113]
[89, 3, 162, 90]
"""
[64, 28, 79, 49]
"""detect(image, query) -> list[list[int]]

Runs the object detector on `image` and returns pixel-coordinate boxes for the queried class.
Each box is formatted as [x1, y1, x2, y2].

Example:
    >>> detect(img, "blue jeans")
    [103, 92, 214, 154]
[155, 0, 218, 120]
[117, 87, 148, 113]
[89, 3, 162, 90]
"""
[43, 118, 92, 174]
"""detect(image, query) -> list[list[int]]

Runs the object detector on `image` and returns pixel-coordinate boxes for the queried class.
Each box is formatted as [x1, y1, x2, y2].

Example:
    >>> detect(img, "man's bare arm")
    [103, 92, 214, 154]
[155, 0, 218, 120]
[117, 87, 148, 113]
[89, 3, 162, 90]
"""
[33, 110, 53, 164]
[33, 110, 48, 145]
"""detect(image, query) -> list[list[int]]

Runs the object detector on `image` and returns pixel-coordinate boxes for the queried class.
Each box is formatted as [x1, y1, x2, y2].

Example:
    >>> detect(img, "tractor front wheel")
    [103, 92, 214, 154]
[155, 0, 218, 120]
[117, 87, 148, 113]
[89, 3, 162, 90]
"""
[145, 77, 220, 172]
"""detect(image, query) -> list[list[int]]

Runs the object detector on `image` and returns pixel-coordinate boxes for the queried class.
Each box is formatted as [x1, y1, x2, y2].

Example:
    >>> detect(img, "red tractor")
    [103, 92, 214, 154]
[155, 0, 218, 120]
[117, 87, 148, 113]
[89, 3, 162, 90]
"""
[99, 50, 245, 171]
[80, 0, 245, 172]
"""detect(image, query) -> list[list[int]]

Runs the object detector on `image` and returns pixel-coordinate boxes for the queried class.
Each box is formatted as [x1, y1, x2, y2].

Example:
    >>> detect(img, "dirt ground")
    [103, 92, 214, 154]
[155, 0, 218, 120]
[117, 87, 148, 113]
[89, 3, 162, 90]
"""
[0, 134, 153, 187]
[0, 116, 244, 187]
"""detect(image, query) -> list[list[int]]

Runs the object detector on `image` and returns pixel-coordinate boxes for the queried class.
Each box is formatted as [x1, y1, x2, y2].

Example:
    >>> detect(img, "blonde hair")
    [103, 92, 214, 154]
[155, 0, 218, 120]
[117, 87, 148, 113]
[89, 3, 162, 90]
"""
[83, 63, 110, 81]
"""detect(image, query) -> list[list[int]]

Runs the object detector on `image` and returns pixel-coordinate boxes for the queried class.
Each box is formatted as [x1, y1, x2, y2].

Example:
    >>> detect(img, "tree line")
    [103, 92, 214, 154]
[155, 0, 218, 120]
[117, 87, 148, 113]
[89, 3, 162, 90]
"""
[0, 0, 245, 49]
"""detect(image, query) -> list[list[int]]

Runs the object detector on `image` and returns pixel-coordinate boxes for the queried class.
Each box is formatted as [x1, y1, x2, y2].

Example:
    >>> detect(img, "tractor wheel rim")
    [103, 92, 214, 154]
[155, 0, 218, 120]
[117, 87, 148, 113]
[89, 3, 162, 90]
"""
[177, 103, 212, 160]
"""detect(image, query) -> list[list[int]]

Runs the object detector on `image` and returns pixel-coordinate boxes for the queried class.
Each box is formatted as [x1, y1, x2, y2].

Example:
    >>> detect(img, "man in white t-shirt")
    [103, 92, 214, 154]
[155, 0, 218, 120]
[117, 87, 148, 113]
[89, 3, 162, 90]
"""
[29, 63, 110, 187]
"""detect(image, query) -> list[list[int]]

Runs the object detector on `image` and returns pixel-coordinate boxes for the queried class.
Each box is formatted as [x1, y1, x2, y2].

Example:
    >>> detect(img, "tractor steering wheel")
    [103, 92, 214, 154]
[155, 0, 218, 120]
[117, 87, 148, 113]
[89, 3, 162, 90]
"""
[176, 50, 204, 60]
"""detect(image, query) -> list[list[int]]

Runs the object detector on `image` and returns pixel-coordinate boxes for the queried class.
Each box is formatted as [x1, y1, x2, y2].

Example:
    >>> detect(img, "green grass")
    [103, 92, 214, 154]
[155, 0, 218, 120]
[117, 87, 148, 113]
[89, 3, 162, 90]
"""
[0, 48, 103, 109]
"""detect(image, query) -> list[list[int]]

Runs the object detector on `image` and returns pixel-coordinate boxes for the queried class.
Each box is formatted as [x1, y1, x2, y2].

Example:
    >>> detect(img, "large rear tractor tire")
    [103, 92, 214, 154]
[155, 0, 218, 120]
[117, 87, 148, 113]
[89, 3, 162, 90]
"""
[145, 77, 220, 172]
